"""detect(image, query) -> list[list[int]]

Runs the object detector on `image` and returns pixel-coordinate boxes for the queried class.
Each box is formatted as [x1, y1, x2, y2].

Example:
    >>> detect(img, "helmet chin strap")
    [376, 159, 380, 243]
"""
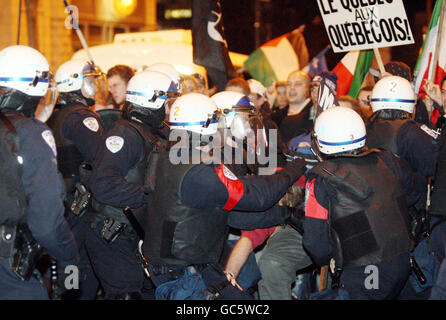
[128, 106, 165, 129]
[58, 90, 93, 107]
[0, 88, 40, 117]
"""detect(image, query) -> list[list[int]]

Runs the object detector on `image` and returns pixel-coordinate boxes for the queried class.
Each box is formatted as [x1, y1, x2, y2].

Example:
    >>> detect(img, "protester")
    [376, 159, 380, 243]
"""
[357, 86, 374, 120]
[106, 64, 135, 110]
[181, 74, 200, 94]
[423, 75, 446, 129]
[338, 95, 369, 123]
[226, 77, 251, 96]
[270, 70, 313, 144]
[247, 78, 271, 115]
[271, 81, 288, 111]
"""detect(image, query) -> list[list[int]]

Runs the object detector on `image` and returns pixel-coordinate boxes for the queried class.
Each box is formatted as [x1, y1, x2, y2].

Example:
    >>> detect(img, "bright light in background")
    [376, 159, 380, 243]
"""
[164, 9, 192, 20]
[96, 0, 138, 21]
[114, 0, 137, 17]
[175, 65, 194, 75]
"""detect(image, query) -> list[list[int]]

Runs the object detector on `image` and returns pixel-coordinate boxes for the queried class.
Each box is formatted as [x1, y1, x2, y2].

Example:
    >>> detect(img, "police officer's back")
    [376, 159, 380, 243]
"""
[0, 45, 77, 300]
[304, 107, 417, 300]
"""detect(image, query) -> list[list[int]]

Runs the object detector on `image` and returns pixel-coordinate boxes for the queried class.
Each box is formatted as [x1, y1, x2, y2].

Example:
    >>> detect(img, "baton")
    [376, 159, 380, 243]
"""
[123, 206, 145, 240]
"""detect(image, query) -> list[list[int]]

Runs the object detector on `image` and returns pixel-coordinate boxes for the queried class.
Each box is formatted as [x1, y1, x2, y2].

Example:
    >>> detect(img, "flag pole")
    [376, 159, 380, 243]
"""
[373, 48, 386, 75]
[62, 0, 95, 64]
[430, 0, 446, 81]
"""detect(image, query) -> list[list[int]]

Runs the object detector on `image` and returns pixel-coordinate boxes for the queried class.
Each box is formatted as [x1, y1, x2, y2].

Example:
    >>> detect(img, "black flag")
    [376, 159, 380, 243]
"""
[192, 0, 236, 91]
[316, 77, 340, 118]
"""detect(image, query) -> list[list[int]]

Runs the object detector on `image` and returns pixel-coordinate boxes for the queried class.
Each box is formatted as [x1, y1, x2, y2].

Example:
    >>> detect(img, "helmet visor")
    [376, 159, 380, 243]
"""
[35, 76, 58, 122]
[81, 64, 108, 102]
[230, 112, 263, 140]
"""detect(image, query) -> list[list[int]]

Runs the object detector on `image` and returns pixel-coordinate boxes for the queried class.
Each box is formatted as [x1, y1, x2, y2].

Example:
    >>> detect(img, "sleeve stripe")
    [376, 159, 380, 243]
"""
[215, 164, 244, 211]
[305, 179, 328, 220]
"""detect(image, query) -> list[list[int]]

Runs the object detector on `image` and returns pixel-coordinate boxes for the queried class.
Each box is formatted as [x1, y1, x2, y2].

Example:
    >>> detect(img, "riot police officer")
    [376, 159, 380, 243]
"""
[85, 70, 179, 300]
[0, 45, 78, 299]
[367, 75, 439, 181]
[367, 76, 438, 220]
[366, 76, 441, 297]
[141, 92, 307, 300]
[303, 106, 420, 300]
[211, 91, 292, 230]
[46, 59, 107, 300]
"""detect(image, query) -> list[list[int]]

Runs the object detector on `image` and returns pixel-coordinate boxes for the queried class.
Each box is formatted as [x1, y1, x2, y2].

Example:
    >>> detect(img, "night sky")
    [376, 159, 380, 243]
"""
[157, 0, 430, 71]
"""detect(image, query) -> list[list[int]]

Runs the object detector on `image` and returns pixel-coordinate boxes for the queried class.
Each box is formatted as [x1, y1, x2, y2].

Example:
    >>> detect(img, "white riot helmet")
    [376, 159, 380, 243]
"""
[211, 91, 253, 128]
[145, 63, 182, 92]
[124, 71, 178, 128]
[212, 90, 266, 159]
[169, 92, 218, 135]
[314, 106, 366, 155]
[370, 76, 416, 114]
[55, 60, 86, 93]
[55, 60, 107, 106]
[0, 45, 53, 116]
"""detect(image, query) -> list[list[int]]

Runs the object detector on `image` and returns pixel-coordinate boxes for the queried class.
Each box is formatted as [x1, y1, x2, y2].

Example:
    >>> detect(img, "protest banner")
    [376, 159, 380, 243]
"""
[317, 0, 414, 53]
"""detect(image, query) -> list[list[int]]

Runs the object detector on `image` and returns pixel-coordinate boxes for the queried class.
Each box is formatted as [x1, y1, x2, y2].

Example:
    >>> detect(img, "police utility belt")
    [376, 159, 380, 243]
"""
[0, 223, 43, 281]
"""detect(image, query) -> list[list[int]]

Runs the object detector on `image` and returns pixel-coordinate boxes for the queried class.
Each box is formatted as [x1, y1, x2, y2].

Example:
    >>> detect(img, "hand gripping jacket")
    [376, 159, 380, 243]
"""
[141, 150, 228, 268]
[0, 112, 28, 258]
[306, 151, 413, 269]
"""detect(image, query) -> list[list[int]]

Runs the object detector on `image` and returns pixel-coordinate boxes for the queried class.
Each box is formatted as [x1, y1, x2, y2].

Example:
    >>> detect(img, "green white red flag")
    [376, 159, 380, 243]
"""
[332, 50, 374, 98]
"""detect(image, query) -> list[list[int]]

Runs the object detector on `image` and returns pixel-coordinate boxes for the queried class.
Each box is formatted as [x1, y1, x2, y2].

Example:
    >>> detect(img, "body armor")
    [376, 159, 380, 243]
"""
[142, 149, 228, 268]
[0, 112, 28, 258]
[97, 109, 122, 132]
[308, 151, 412, 269]
[366, 119, 410, 153]
[0, 112, 27, 226]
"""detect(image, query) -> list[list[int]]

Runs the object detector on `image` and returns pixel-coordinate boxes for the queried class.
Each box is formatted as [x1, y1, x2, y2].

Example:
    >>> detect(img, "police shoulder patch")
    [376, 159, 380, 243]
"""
[222, 165, 239, 181]
[41, 130, 57, 157]
[106, 136, 124, 153]
[83, 117, 99, 132]
[420, 124, 439, 140]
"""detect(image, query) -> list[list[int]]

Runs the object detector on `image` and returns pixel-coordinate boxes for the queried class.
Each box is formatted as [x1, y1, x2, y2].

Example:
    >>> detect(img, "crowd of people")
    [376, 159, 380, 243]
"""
[0, 42, 445, 301]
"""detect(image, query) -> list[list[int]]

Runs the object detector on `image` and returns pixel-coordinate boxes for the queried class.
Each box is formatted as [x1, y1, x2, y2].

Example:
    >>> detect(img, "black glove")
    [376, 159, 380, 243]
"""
[284, 207, 304, 235]
[282, 157, 307, 181]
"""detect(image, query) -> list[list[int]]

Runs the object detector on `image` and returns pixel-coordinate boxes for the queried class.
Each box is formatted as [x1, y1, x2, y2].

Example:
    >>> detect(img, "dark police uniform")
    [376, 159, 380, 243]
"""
[303, 150, 419, 300]
[0, 112, 78, 299]
[47, 103, 104, 300]
[366, 119, 439, 179]
[85, 119, 158, 300]
[367, 118, 442, 298]
[96, 108, 122, 132]
[141, 148, 305, 299]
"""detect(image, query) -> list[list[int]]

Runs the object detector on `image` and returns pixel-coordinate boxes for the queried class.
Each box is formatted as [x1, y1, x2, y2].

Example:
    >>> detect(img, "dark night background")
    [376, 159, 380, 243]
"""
[157, 0, 431, 72]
